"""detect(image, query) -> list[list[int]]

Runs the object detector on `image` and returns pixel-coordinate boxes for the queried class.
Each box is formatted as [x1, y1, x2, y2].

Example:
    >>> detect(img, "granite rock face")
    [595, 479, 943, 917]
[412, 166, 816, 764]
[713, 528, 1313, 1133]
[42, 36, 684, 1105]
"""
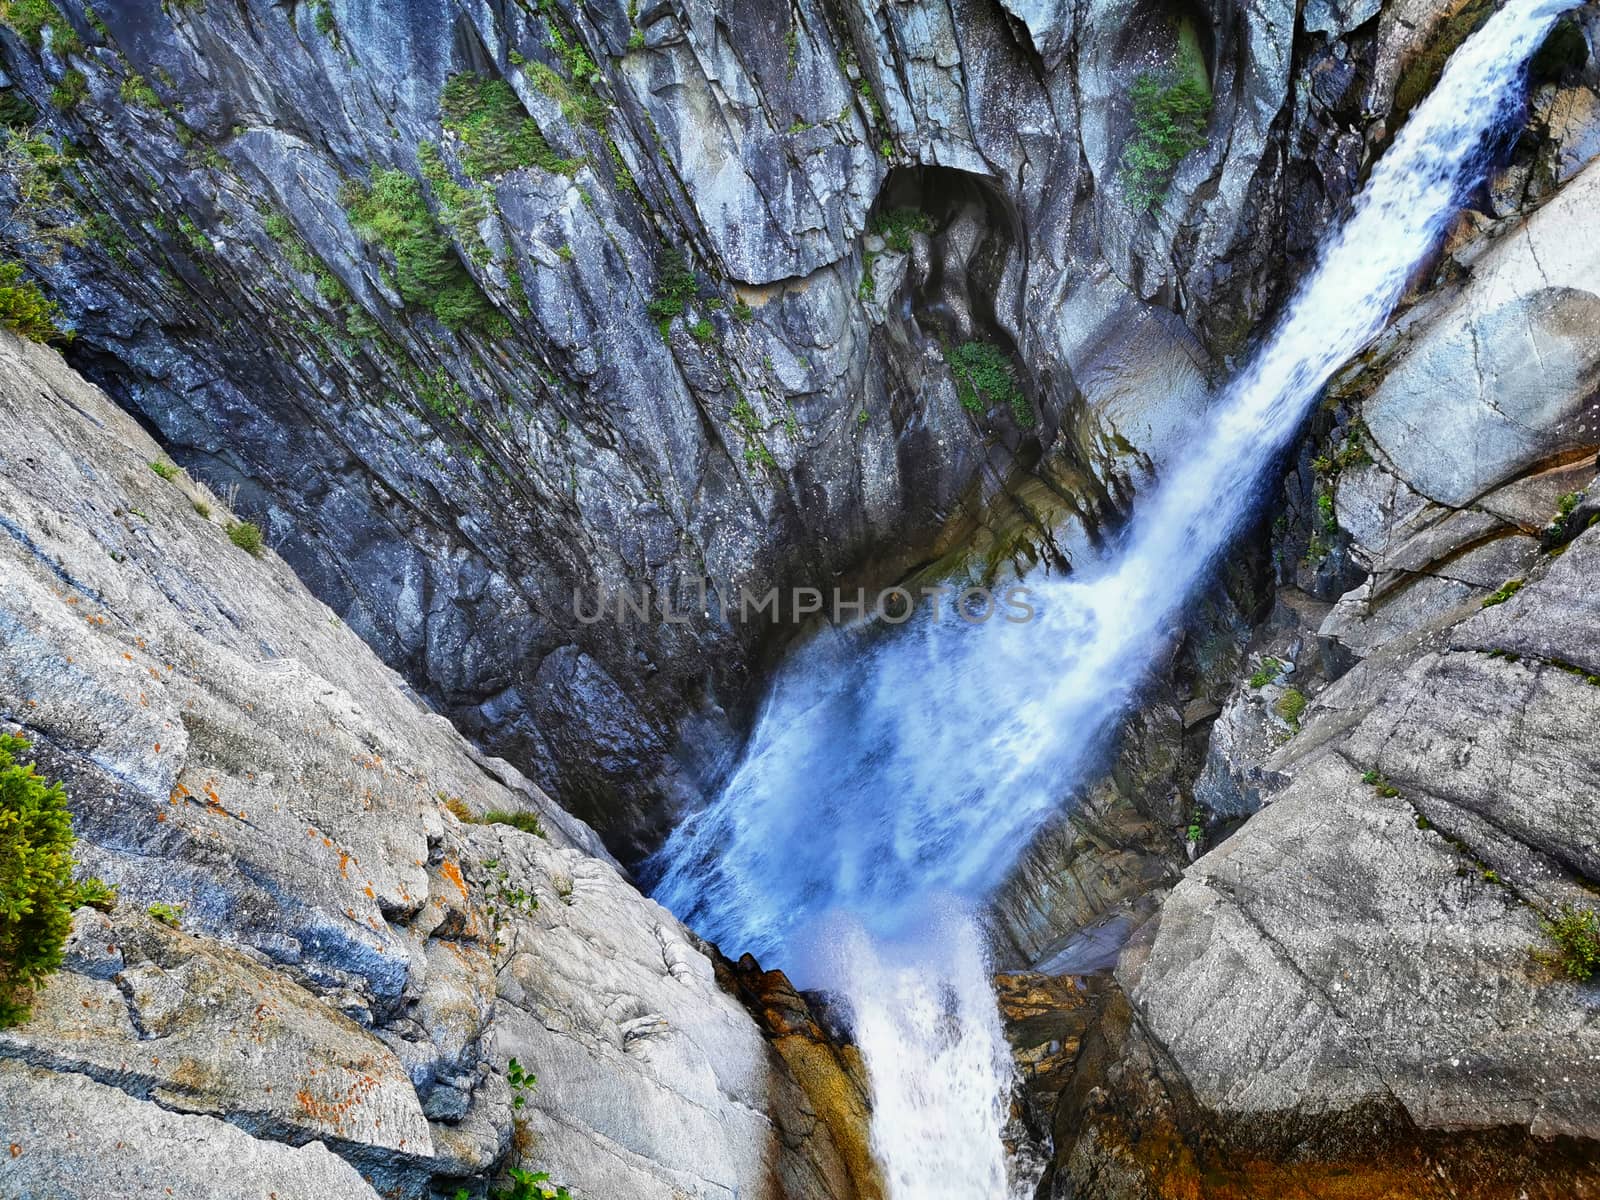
[0, 0, 1477, 855]
[991, 0, 1600, 976]
[0, 330, 867, 1199]
[1032, 153, 1600, 1197]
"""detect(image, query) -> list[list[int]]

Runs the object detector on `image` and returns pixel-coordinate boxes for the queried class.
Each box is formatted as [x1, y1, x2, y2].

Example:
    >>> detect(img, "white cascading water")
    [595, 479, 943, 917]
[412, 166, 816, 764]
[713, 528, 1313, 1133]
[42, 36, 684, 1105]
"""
[650, 2, 1576, 1193]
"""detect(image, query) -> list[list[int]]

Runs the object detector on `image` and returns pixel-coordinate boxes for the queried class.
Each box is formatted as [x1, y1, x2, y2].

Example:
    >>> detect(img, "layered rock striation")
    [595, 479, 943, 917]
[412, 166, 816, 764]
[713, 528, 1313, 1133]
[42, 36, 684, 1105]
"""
[0, 329, 870, 1199]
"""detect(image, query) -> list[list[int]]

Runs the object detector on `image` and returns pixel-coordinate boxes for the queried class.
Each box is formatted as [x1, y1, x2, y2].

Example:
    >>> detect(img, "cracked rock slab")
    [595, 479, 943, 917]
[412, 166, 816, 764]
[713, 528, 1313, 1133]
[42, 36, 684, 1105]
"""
[0, 1060, 382, 1200]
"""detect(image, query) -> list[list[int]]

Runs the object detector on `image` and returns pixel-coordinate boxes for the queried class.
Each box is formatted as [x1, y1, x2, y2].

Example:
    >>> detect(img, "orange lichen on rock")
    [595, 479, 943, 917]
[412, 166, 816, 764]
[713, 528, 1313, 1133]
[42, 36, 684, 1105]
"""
[433, 856, 465, 894]
[293, 1073, 380, 1136]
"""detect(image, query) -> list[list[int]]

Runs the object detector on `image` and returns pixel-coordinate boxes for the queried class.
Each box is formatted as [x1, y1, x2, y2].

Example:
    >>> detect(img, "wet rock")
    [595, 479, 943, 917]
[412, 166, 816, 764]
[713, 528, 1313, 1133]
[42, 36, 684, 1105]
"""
[722, 956, 884, 1200]
[993, 972, 1106, 1116]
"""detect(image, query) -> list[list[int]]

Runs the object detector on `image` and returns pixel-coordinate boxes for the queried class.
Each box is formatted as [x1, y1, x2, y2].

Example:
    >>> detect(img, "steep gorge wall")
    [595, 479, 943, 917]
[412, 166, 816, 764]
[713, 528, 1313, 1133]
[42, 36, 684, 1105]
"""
[0, 329, 871, 1200]
[1003, 65, 1600, 1197]
[0, 0, 1449, 858]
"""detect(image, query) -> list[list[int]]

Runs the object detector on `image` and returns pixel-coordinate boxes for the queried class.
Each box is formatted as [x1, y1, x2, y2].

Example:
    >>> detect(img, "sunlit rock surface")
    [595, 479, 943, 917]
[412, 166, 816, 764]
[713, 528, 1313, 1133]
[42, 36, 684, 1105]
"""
[0, 330, 866, 1199]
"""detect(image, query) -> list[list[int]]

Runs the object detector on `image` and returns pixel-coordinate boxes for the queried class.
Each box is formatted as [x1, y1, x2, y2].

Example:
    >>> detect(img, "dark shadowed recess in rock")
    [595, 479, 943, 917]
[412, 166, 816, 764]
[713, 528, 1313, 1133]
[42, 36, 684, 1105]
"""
[869, 163, 1024, 348]
[1118, 0, 1216, 79]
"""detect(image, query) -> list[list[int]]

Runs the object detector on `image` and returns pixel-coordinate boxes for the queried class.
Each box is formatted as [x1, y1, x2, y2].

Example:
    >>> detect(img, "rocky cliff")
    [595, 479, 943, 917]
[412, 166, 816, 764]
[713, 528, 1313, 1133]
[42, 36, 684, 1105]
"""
[0, 328, 872, 1199]
[3, 0, 1600, 1196]
[1009, 75, 1600, 1200]
[0, 0, 1514, 861]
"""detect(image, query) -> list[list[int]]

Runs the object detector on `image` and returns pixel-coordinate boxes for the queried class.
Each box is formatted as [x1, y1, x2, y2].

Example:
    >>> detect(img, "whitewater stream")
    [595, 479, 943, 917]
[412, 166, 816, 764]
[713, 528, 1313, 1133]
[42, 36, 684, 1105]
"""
[650, 1, 1577, 1193]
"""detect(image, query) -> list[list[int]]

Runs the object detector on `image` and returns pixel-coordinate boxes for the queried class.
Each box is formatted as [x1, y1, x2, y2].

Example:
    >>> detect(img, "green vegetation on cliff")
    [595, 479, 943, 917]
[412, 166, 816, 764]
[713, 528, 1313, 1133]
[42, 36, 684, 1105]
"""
[146, 901, 183, 928]
[944, 340, 1032, 427]
[1538, 905, 1600, 981]
[0, 260, 67, 342]
[441, 73, 579, 178]
[0, 0, 81, 53]
[48, 68, 86, 111]
[226, 519, 264, 555]
[1481, 578, 1525, 608]
[341, 167, 500, 332]
[0, 734, 99, 1027]
[869, 207, 934, 252]
[1121, 23, 1212, 213]
[646, 247, 698, 336]
[1273, 687, 1307, 730]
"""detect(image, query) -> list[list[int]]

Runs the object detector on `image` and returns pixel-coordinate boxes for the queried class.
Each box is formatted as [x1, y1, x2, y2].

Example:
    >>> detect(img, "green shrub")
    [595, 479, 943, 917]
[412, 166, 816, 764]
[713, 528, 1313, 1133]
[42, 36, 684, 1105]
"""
[119, 72, 159, 107]
[440, 73, 578, 178]
[1, 0, 82, 53]
[1120, 29, 1211, 213]
[529, 61, 605, 128]
[528, 8, 606, 126]
[264, 209, 319, 273]
[1538, 905, 1600, 981]
[1548, 491, 1584, 544]
[482, 810, 546, 838]
[495, 1169, 574, 1200]
[312, 0, 334, 36]
[507, 1055, 535, 1107]
[71, 876, 116, 912]
[0, 260, 67, 343]
[0, 733, 78, 1027]
[148, 459, 179, 480]
[1361, 768, 1401, 798]
[1248, 657, 1282, 689]
[146, 901, 182, 928]
[85, 212, 131, 263]
[417, 141, 492, 264]
[690, 317, 714, 343]
[1315, 491, 1337, 534]
[1311, 423, 1372, 476]
[226, 520, 264, 555]
[1274, 687, 1307, 729]
[342, 167, 497, 331]
[645, 247, 697, 325]
[868, 207, 934, 252]
[49, 67, 86, 110]
[944, 340, 1032, 427]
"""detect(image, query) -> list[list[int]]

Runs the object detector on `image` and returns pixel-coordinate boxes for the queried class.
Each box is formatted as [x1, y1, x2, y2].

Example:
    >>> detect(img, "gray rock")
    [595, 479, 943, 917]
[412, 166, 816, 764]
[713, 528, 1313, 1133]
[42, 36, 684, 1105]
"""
[0, 331, 865, 1198]
[1124, 745, 1600, 1139]
[1, 908, 433, 1158]
[1363, 162, 1600, 508]
[0, 1060, 383, 1200]
[474, 819, 863, 1200]
[0, 0, 1407, 855]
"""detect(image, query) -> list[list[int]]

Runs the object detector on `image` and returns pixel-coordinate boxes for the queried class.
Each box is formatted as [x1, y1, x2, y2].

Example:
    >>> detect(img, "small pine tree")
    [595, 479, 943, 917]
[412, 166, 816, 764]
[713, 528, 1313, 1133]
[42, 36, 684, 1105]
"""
[0, 260, 68, 343]
[0, 733, 77, 1026]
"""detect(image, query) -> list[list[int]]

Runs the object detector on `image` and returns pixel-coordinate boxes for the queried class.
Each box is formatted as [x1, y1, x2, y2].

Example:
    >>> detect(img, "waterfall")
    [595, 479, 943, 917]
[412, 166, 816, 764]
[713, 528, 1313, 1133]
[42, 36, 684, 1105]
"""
[649, 0, 1575, 1193]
